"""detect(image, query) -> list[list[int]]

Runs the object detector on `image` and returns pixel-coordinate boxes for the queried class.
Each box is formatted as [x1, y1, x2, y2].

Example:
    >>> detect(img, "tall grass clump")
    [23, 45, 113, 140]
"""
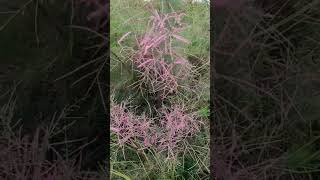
[212, 0, 320, 179]
[110, 0, 209, 179]
[118, 5, 193, 99]
[0, 0, 110, 179]
[112, 5, 201, 156]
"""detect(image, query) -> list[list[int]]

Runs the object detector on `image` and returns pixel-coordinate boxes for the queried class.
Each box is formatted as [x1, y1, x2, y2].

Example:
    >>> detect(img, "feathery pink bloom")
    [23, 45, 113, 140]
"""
[118, 8, 192, 99]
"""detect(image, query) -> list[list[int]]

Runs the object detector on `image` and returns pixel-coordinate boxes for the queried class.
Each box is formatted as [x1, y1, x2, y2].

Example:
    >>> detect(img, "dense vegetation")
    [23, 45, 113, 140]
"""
[110, 0, 209, 179]
[212, 0, 320, 179]
[0, 0, 107, 179]
[0, 0, 320, 179]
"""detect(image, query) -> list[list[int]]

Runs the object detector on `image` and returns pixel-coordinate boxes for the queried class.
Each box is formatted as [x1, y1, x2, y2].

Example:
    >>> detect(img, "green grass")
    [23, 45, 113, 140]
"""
[110, 0, 209, 179]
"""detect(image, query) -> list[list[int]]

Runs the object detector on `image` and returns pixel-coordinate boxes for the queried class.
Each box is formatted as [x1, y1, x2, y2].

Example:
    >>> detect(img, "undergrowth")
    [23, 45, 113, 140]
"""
[110, 0, 209, 179]
[212, 0, 320, 179]
[0, 0, 108, 179]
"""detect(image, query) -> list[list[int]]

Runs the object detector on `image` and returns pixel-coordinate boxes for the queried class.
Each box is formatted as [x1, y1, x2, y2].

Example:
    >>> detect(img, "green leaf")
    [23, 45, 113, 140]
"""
[111, 170, 132, 180]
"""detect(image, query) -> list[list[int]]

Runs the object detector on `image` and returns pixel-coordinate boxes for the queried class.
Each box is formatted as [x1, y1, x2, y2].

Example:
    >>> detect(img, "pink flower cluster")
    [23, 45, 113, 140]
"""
[110, 101, 153, 147]
[111, 102, 202, 156]
[112, 7, 202, 159]
[157, 105, 202, 154]
[118, 8, 192, 99]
